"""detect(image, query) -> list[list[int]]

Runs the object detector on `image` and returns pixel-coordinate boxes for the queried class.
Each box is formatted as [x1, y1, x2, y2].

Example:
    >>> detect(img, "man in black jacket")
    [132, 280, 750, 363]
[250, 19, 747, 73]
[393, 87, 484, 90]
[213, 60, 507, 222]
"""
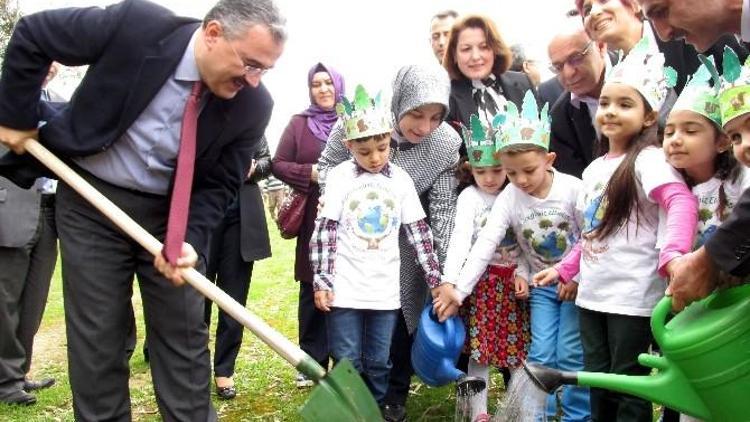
[547, 26, 610, 178]
[0, 0, 285, 419]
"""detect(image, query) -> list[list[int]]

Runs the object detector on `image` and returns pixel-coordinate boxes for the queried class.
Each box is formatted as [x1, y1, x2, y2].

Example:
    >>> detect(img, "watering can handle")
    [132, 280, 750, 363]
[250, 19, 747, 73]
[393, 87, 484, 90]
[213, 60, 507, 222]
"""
[650, 294, 672, 346]
[428, 306, 456, 346]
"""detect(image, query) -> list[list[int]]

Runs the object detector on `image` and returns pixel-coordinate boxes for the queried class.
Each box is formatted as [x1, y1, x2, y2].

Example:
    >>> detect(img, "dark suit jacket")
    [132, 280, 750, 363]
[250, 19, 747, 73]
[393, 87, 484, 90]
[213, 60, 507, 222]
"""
[0, 0, 273, 257]
[239, 137, 272, 262]
[549, 93, 598, 179]
[653, 24, 748, 94]
[0, 147, 39, 248]
[537, 77, 565, 109]
[446, 70, 534, 130]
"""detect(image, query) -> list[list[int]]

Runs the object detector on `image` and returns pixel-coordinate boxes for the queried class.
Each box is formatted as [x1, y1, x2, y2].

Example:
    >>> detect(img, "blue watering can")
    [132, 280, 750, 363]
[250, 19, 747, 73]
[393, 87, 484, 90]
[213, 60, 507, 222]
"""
[411, 306, 486, 396]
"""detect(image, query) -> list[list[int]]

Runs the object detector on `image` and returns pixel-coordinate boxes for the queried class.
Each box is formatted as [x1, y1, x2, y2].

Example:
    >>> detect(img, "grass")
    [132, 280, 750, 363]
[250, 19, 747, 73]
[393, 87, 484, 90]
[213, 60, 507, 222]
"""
[4, 213, 496, 421]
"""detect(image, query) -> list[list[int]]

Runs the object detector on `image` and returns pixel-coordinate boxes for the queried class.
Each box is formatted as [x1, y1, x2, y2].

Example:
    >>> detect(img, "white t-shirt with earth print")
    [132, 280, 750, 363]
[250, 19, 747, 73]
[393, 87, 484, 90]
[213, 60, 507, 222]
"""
[576, 147, 684, 317]
[455, 170, 582, 300]
[321, 160, 425, 310]
[442, 185, 522, 300]
[691, 166, 750, 249]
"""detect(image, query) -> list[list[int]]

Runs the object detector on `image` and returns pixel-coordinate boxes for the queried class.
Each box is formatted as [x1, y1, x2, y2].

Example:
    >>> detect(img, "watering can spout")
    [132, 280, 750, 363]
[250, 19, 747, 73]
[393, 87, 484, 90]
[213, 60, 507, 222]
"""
[524, 355, 710, 420]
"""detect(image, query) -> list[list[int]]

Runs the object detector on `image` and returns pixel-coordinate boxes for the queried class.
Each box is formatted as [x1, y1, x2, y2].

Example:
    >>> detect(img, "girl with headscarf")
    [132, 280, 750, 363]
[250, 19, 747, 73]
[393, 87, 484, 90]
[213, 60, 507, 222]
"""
[317, 63, 461, 421]
[272, 62, 344, 387]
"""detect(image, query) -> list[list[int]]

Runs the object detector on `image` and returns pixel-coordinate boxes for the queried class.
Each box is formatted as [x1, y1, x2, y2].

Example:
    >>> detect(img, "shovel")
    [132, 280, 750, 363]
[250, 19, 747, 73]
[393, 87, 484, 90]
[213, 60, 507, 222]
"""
[22, 138, 382, 421]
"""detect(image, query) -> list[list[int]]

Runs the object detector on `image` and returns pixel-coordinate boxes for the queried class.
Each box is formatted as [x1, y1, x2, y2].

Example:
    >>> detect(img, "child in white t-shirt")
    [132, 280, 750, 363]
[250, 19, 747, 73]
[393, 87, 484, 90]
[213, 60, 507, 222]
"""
[663, 61, 750, 251]
[309, 85, 441, 408]
[534, 38, 698, 421]
[440, 115, 531, 421]
[436, 91, 589, 421]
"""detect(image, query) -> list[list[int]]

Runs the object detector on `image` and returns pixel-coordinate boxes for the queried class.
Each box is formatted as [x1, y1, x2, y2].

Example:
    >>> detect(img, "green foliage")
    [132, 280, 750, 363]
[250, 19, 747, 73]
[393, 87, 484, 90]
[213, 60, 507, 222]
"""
[538, 219, 553, 230]
[0, 0, 21, 69]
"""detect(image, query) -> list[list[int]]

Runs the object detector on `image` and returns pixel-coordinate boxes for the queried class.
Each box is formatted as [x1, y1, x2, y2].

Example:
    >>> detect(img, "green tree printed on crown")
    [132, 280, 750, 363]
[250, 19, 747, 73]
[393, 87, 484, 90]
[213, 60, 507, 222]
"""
[384, 198, 395, 210]
[523, 228, 534, 239]
[349, 200, 360, 211]
[557, 221, 570, 232]
[366, 191, 379, 200]
[698, 208, 712, 223]
[539, 219, 553, 229]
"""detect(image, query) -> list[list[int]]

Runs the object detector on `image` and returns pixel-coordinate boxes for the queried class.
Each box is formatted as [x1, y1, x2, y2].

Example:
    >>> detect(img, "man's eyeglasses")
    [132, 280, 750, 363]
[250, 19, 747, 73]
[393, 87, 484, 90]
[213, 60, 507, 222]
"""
[548, 41, 594, 74]
[227, 38, 271, 77]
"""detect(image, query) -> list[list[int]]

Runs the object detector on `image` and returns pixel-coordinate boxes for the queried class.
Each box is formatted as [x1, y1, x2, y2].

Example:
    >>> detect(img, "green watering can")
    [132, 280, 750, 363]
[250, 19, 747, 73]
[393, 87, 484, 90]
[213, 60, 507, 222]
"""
[525, 283, 750, 421]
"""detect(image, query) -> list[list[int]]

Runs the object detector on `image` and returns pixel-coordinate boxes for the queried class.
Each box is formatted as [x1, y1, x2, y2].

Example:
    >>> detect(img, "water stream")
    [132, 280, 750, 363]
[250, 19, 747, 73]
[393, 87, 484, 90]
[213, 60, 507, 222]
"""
[494, 369, 550, 422]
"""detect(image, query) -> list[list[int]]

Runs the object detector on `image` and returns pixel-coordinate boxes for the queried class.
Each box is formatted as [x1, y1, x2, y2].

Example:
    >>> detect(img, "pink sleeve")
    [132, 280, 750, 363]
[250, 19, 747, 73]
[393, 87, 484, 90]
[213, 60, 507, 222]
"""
[553, 241, 582, 284]
[650, 182, 698, 277]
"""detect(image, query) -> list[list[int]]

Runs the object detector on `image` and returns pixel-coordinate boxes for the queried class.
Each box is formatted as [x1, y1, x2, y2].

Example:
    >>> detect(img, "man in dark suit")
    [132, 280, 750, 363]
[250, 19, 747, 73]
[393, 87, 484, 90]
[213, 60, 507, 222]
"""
[547, 26, 610, 178]
[638, 0, 745, 53]
[537, 76, 565, 110]
[0, 0, 285, 419]
[637, 0, 750, 311]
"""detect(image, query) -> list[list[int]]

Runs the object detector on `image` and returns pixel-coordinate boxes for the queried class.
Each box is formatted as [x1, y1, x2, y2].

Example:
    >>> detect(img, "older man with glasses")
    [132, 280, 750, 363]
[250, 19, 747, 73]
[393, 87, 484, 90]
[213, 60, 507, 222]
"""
[0, 0, 284, 419]
[547, 25, 613, 178]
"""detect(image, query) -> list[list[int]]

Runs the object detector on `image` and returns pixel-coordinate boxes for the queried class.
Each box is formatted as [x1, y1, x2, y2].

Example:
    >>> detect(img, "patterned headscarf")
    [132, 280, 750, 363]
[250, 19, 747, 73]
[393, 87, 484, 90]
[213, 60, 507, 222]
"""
[391, 63, 451, 125]
[299, 62, 346, 141]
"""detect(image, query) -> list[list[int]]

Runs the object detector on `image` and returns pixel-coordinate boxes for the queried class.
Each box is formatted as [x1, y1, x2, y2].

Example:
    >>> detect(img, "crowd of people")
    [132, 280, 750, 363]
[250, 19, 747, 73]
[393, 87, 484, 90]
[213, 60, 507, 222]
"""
[1, 0, 750, 421]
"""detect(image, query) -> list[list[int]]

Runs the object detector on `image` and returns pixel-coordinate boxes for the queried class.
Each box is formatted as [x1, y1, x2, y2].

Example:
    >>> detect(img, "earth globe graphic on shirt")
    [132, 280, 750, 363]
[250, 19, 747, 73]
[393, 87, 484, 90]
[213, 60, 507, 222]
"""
[347, 188, 398, 249]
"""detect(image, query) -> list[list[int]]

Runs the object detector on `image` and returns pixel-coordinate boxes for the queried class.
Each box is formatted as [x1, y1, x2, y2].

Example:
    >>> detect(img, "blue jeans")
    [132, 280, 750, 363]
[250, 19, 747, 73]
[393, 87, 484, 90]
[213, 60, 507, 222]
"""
[327, 308, 399, 403]
[528, 285, 590, 422]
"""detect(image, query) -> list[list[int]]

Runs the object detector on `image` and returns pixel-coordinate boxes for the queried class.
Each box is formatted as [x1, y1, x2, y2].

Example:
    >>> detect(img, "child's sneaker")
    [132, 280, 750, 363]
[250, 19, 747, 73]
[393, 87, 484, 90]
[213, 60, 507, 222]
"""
[295, 372, 314, 388]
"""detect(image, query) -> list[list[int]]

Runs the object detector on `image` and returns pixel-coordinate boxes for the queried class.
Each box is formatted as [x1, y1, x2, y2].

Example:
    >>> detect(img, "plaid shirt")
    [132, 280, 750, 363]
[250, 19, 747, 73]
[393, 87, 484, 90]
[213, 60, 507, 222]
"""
[310, 217, 441, 292]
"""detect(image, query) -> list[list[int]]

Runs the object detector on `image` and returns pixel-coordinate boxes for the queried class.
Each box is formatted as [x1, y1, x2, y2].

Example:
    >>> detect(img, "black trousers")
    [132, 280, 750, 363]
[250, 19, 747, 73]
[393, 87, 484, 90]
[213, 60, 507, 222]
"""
[56, 176, 216, 422]
[17, 194, 58, 374]
[0, 196, 57, 398]
[578, 307, 653, 422]
[204, 213, 253, 378]
[0, 194, 57, 398]
[298, 281, 329, 367]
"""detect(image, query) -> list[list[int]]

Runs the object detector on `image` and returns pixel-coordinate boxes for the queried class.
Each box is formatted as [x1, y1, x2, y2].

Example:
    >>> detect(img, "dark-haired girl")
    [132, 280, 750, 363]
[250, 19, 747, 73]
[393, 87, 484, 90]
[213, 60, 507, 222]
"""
[534, 72, 698, 421]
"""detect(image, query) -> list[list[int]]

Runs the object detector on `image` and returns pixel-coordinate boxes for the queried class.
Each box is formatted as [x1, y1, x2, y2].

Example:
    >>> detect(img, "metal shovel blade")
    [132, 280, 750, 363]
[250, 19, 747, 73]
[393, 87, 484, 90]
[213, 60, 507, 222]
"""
[300, 359, 382, 422]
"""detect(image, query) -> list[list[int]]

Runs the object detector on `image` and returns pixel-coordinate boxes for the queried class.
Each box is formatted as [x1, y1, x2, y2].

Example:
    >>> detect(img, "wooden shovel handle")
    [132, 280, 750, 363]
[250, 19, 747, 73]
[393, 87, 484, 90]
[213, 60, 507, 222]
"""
[24, 138, 308, 367]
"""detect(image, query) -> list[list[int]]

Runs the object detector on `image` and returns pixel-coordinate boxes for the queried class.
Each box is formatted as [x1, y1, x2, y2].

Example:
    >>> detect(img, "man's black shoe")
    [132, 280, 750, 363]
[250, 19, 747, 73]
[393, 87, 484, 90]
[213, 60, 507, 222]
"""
[0, 390, 36, 406]
[23, 377, 55, 391]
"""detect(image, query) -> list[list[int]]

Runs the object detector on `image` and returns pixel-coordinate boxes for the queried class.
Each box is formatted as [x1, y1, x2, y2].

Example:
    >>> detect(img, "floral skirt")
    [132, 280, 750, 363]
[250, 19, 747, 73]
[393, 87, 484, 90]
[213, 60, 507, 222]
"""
[459, 265, 530, 368]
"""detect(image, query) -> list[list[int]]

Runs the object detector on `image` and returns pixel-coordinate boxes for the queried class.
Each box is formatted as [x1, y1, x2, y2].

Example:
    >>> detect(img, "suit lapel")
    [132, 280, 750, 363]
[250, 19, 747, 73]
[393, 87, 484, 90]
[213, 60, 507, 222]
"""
[568, 102, 597, 163]
[196, 96, 230, 156]
[116, 22, 200, 135]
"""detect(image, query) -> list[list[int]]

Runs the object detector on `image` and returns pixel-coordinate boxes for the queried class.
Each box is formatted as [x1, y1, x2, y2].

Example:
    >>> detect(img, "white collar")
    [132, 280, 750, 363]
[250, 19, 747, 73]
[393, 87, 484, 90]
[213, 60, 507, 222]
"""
[174, 29, 202, 82]
[569, 55, 612, 109]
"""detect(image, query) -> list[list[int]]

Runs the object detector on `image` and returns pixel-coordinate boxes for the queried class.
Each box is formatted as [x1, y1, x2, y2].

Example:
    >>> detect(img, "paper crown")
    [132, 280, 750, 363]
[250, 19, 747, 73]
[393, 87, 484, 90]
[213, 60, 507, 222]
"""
[494, 90, 550, 152]
[606, 36, 677, 111]
[461, 114, 501, 167]
[671, 57, 722, 127]
[716, 46, 750, 127]
[335, 84, 392, 140]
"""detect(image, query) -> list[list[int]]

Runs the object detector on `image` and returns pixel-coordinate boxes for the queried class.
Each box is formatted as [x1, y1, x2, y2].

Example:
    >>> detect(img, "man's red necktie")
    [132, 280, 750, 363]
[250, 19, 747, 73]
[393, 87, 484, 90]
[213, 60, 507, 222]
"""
[163, 81, 202, 265]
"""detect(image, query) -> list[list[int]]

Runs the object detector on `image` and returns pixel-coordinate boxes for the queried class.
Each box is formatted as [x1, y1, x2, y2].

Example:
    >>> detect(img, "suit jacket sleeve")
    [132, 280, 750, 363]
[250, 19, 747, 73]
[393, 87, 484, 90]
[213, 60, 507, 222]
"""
[249, 136, 272, 184]
[705, 188, 750, 276]
[0, 2, 124, 129]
